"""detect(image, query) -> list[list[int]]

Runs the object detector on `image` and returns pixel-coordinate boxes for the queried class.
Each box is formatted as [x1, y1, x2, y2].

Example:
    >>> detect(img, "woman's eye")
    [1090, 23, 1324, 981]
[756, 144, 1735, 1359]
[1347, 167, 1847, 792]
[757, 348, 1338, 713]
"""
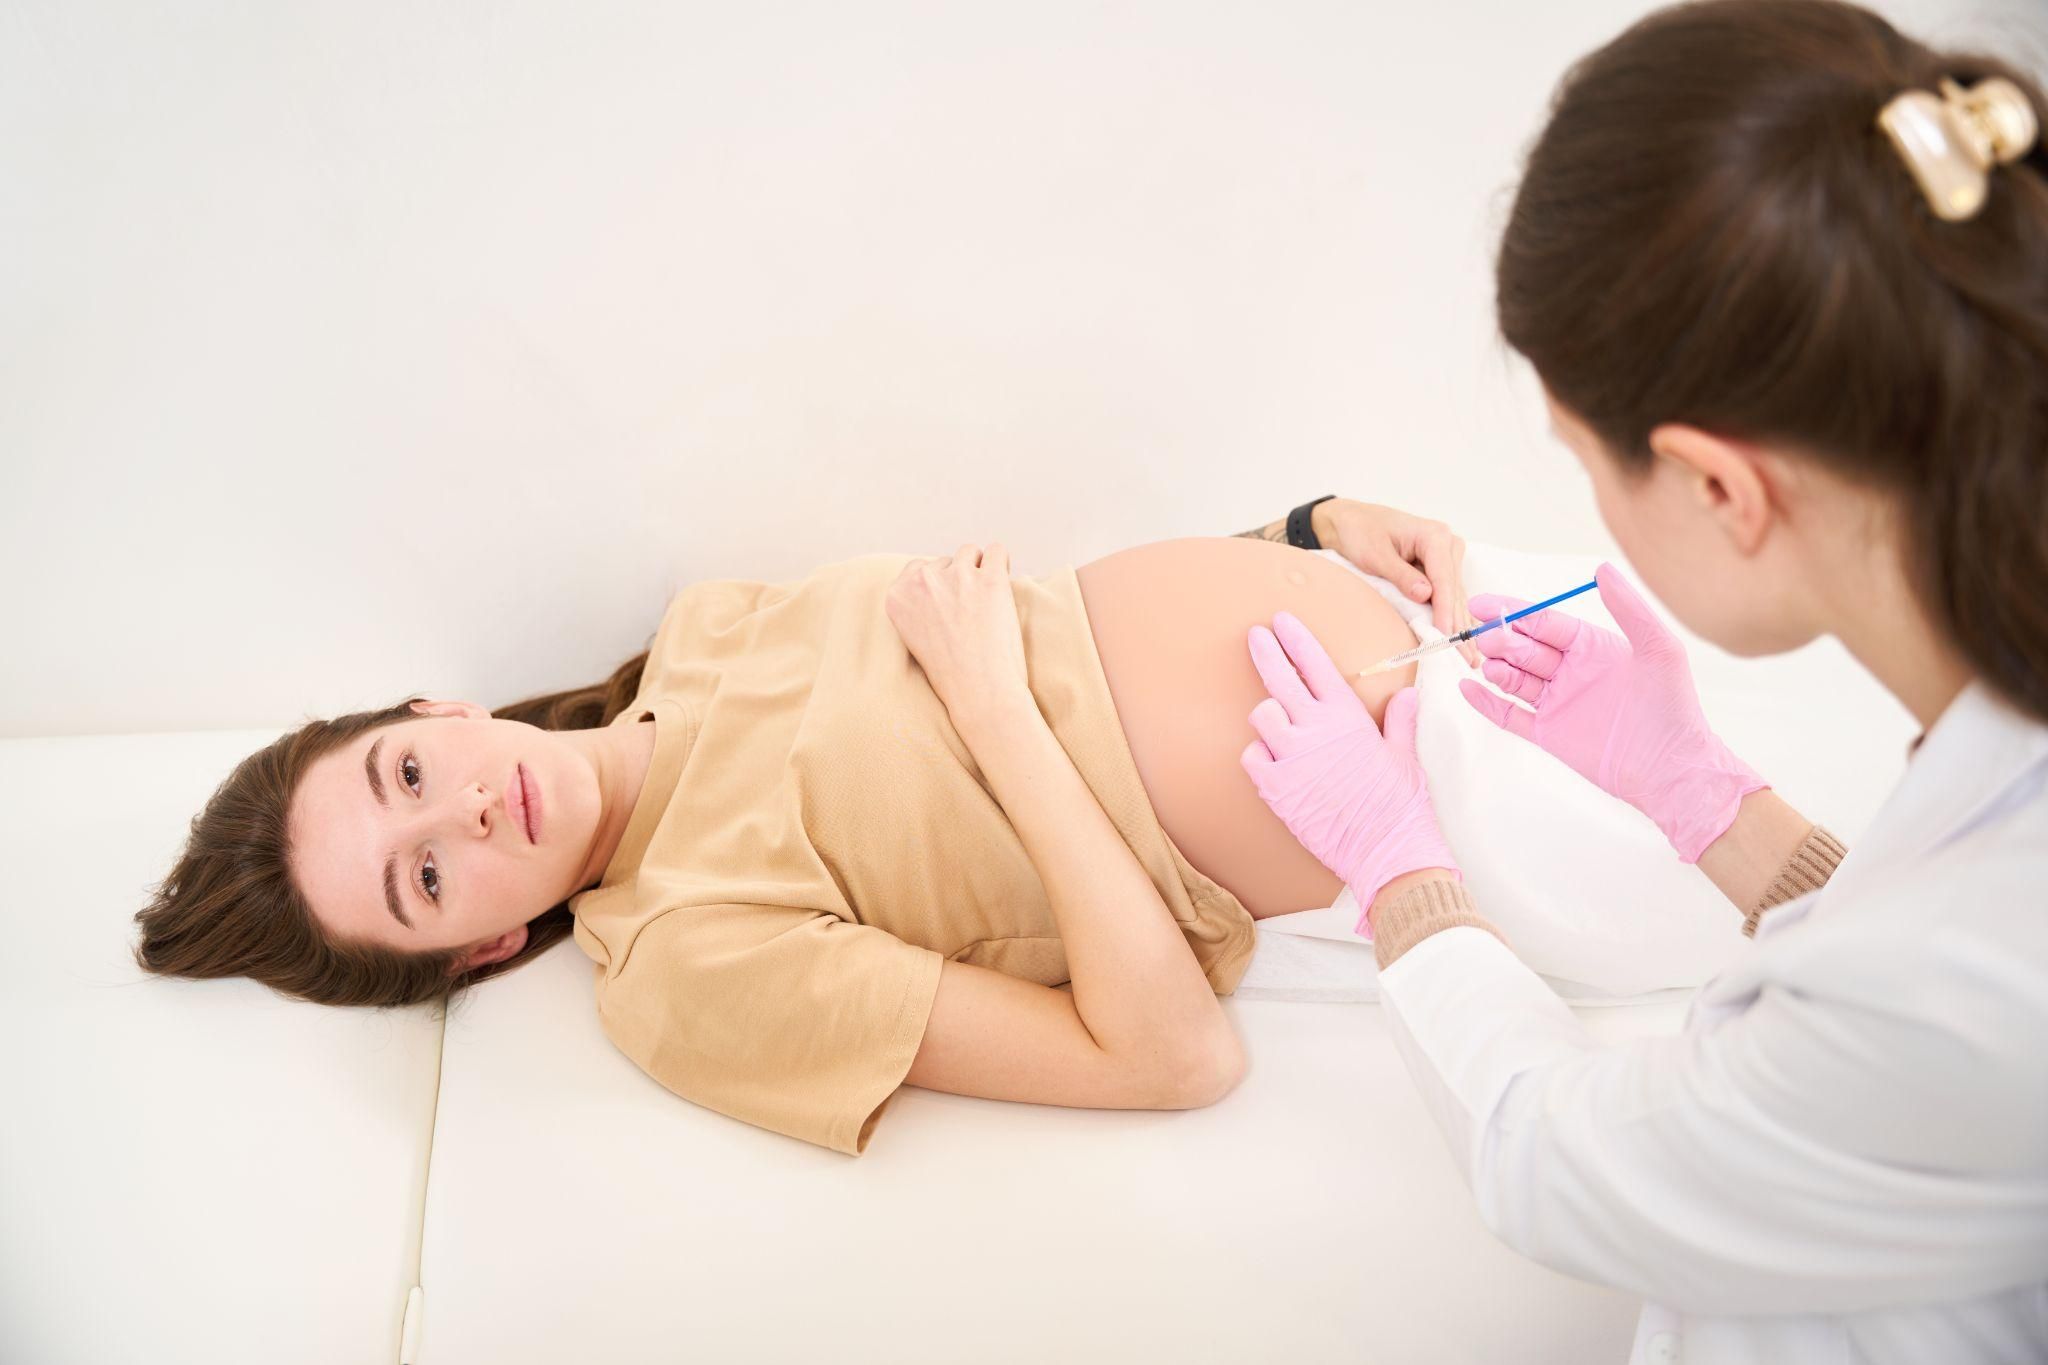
[400, 751, 437, 901]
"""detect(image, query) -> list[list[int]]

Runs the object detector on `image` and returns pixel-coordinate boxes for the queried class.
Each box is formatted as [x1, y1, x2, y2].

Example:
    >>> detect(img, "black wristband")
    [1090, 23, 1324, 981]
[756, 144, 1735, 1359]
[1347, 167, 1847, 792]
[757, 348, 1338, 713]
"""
[1285, 495, 1337, 550]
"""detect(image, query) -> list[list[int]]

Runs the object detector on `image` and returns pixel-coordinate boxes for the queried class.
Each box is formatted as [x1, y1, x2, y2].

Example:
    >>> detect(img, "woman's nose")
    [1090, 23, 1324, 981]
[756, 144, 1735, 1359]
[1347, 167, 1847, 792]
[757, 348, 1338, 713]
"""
[415, 781, 497, 839]
[463, 780, 496, 836]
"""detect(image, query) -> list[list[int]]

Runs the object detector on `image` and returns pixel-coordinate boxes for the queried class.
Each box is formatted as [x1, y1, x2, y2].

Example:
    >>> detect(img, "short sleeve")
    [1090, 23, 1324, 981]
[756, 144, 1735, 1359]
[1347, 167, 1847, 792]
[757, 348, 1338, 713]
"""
[597, 904, 945, 1156]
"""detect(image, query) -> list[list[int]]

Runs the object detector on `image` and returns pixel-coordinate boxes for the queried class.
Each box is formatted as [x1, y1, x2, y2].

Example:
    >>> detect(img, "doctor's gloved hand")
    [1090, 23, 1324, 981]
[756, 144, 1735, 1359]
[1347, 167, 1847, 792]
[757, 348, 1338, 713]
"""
[1459, 562, 1768, 863]
[1240, 612, 1460, 939]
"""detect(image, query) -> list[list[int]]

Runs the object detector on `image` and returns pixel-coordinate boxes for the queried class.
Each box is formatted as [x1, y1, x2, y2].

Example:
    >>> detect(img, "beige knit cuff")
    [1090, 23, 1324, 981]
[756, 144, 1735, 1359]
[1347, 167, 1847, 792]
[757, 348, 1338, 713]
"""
[1371, 878, 1508, 971]
[1742, 825, 1848, 938]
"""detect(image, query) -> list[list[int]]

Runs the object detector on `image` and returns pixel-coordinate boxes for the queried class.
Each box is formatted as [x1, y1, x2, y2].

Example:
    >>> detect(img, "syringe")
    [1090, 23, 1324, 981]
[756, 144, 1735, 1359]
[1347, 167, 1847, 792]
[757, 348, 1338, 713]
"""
[1355, 579, 1599, 677]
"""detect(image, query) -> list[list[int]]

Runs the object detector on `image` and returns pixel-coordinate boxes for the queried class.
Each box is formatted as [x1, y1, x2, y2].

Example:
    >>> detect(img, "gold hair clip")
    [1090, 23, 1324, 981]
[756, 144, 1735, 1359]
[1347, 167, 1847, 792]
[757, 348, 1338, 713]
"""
[1878, 76, 2040, 222]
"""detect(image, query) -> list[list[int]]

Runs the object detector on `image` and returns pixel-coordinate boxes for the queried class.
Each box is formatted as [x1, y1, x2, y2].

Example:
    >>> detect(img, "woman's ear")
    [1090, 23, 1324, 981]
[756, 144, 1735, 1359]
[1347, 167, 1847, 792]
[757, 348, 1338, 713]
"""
[1647, 422, 1777, 556]
[449, 923, 529, 976]
[408, 698, 491, 721]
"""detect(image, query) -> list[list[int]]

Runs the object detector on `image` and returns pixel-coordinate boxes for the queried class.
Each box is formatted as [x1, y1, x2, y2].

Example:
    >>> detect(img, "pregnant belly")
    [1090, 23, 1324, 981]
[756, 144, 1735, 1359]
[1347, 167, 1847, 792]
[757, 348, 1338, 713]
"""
[1075, 537, 1420, 918]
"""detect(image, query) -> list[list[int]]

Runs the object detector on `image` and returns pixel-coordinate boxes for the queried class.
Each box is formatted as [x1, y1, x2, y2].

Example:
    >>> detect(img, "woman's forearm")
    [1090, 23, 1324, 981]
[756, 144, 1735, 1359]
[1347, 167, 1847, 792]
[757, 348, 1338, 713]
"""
[950, 693, 1237, 1074]
[1233, 501, 1339, 546]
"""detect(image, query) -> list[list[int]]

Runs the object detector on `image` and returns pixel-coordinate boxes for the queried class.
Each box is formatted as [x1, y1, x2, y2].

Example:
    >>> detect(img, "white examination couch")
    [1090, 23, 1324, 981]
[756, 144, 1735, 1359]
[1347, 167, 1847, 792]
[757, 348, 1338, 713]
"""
[0, 621, 1913, 1364]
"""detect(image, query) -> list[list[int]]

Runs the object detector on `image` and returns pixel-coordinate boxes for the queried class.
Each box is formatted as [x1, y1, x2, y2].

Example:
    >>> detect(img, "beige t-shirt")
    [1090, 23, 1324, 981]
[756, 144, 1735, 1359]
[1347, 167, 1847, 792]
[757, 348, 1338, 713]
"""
[569, 553, 1257, 1156]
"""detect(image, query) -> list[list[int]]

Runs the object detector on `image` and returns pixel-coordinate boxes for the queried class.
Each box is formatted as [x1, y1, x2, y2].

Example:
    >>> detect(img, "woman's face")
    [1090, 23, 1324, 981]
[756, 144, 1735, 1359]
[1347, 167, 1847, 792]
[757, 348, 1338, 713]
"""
[1545, 392, 1816, 658]
[288, 700, 612, 967]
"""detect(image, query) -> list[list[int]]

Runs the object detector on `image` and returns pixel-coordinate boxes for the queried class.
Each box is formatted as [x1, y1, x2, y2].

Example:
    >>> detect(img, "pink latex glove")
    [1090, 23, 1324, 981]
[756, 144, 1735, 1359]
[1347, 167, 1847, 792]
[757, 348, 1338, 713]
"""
[1458, 562, 1767, 863]
[1240, 611, 1460, 939]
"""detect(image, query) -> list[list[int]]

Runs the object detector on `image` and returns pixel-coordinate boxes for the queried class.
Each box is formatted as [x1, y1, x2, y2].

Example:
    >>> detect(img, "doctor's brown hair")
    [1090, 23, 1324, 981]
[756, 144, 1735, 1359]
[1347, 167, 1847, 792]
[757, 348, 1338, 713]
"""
[131, 648, 650, 1010]
[1497, 0, 2048, 723]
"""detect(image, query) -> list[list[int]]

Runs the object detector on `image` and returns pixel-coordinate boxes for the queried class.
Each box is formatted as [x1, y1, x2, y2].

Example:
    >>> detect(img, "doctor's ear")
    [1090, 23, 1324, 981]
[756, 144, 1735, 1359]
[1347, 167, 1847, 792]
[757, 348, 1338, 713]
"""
[1647, 423, 1777, 556]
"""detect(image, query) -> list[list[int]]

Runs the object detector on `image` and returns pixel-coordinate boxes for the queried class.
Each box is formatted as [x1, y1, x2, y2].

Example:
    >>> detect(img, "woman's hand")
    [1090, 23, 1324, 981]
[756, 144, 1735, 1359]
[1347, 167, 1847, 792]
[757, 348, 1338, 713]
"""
[1317, 499, 1482, 668]
[1458, 562, 1767, 863]
[886, 543, 1033, 730]
[1240, 611, 1460, 938]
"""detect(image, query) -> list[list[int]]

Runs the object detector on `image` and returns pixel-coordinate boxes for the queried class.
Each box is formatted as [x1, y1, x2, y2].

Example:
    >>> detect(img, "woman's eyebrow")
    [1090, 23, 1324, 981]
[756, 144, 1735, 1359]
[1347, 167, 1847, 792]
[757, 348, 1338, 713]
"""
[365, 736, 389, 807]
[364, 736, 414, 930]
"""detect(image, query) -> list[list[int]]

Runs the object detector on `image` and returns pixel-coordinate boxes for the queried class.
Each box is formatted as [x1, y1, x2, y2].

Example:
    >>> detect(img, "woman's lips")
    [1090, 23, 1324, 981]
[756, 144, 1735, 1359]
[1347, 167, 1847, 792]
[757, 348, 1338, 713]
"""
[520, 764, 541, 843]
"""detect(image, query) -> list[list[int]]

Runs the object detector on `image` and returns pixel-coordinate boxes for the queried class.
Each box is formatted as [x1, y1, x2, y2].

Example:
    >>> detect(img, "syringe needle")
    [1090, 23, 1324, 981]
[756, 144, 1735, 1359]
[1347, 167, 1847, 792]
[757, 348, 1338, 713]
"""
[1355, 637, 1450, 677]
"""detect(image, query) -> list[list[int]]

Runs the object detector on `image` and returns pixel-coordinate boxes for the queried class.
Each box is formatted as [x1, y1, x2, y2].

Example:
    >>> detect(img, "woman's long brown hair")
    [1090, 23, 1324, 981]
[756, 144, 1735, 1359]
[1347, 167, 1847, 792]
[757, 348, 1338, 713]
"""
[131, 646, 651, 1012]
[1497, 0, 2048, 722]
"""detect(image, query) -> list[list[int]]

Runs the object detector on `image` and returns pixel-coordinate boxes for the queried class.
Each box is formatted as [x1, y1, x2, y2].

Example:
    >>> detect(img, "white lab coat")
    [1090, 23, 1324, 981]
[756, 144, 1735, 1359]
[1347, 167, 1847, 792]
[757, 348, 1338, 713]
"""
[1377, 679, 2048, 1364]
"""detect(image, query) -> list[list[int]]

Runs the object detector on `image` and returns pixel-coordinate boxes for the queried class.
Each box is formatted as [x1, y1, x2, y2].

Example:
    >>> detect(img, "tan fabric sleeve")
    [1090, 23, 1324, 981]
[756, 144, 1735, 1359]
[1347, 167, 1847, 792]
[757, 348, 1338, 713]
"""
[1742, 825, 1848, 938]
[597, 904, 944, 1157]
[1371, 878, 1507, 971]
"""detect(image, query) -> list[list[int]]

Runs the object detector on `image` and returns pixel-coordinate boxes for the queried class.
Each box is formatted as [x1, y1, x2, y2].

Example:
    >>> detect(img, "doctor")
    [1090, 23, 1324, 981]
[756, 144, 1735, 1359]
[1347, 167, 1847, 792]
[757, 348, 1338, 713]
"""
[1240, 3, 2047, 1362]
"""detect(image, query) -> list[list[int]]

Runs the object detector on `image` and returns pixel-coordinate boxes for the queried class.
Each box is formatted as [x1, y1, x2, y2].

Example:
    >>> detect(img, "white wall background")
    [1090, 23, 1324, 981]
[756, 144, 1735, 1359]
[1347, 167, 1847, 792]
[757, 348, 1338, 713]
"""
[4, 0, 2041, 738]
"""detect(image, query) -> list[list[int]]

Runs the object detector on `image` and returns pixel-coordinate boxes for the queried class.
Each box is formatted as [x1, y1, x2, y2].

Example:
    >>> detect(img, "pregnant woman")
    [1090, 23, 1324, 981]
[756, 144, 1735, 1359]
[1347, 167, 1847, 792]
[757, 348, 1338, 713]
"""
[133, 497, 1477, 1154]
